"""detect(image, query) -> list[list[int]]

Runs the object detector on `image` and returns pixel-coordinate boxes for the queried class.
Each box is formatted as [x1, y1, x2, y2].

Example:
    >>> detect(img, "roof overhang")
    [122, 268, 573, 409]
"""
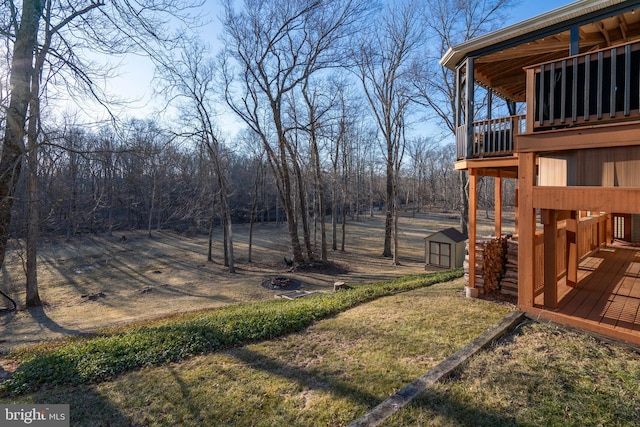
[440, 0, 634, 70]
[440, 0, 640, 102]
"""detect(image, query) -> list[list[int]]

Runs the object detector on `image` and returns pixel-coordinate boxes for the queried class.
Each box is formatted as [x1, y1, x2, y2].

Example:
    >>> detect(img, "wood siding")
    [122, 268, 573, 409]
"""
[539, 146, 640, 187]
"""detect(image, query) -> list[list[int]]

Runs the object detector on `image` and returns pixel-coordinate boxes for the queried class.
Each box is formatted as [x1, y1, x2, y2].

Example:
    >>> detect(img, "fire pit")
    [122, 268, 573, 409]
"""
[261, 276, 301, 291]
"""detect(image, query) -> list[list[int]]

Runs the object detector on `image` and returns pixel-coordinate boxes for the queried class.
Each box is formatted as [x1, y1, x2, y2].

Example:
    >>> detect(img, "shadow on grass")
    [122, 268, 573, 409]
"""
[228, 347, 382, 408]
[168, 367, 204, 423]
[2, 384, 132, 427]
[226, 348, 523, 426]
[388, 387, 524, 427]
[26, 305, 93, 338]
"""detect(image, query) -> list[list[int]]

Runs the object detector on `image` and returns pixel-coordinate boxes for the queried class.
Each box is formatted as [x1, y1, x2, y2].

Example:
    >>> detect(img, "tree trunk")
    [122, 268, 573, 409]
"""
[317, 167, 328, 261]
[332, 187, 338, 251]
[459, 170, 469, 236]
[220, 195, 230, 267]
[341, 198, 346, 252]
[276, 133, 304, 263]
[392, 190, 399, 266]
[291, 154, 313, 260]
[224, 197, 235, 273]
[310, 133, 327, 260]
[248, 161, 261, 263]
[147, 172, 156, 238]
[369, 166, 374, 217]
[382, 156, 393, 257]
[207, 214, 215, 262]
[26, 101, 41, 307]
[0, 1, 44, 305]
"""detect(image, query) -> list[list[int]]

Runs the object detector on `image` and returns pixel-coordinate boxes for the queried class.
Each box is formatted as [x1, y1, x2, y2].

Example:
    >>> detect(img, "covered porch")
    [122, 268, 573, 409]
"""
[464, 161, 640, 344]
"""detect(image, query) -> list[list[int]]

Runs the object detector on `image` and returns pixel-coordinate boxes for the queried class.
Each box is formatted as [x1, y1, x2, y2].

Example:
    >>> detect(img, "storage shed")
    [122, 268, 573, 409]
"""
[424, 227, 467, 269]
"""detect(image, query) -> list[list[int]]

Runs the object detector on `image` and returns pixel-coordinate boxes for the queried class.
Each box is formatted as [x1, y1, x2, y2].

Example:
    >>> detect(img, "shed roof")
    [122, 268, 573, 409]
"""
[440, 0, 640, 102]
[425, 227, 468, 243]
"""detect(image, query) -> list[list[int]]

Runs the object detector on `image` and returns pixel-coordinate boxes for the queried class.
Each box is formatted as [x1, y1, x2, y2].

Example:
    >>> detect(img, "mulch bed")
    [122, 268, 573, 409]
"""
[289, 260, 349, 275]
[261, 277, 302, 291]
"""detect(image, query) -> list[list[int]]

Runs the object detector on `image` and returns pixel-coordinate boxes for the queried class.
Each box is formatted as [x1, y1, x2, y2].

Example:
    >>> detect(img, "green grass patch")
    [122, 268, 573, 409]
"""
[4, 273, 639, 426]
[1, 269, 463, 396]
[1, 275, 513, 426]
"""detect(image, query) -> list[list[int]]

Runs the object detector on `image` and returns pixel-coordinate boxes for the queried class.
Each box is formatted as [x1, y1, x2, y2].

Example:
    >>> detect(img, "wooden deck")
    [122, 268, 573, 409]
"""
[530, 245, 640, 345]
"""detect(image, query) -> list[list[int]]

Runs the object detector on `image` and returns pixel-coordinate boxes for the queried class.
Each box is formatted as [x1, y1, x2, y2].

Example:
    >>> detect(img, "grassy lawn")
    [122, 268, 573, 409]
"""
[2, 273, 639, 426]
[385, 321, 640, 426]
[0, 273, 509, 425]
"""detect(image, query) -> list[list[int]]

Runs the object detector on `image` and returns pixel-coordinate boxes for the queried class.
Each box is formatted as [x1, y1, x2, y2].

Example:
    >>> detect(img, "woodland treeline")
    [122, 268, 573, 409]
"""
[0, 0, 515, 306]
[9, 118, 468, 237]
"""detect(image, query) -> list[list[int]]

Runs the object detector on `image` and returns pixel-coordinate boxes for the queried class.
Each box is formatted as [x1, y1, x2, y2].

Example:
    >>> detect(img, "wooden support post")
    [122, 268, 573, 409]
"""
[542, 209, 558, 309]
[465, 57, 475, 159]
[495, 176, 502, 237]
[606, 214, 612, 244]
[525, 69, 536, 133]
[514, 186, 519, 234]
[468, 171, 478, 292]
[518, 153, 536, 308]
[566, 211, 578, 287]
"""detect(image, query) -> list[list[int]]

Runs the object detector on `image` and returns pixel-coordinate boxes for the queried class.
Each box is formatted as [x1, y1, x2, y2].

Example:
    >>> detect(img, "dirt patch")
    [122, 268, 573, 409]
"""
[291, 260, 349, 275]
[0, 211, 513, 350]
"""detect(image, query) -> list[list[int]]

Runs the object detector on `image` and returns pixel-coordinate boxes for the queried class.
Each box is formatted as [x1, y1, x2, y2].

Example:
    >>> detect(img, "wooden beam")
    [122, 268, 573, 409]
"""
[518, 153, 536, 308]
[454, 156, 519, 173]
[542, 209, 572, 223]
[514, 187, 519, 233]
[543, 209, 558, 309]
[566, 211, 578, 288]
[532, 187, 640, 213]
[618, 15, 629, 42]
[521, 307, 640, 346]
[495, 176, 502, 237]
[597, 21, 611, 46]
[525, 69, 536, 134]
[465, 57, 475, 160]
[469, 173, 478, 289]
[517, 120, 640, 153]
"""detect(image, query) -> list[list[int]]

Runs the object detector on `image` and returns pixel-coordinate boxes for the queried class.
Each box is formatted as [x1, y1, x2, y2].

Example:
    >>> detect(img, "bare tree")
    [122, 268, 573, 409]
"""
[156, 40, 236, 272]
[0, 0, 202, 306]
[247, 152, 264, 263]
[413, 0, 513, 235]
[300, 78, 336, 261]
[220, 0, 369, 264]
[357, 0, 423, 263]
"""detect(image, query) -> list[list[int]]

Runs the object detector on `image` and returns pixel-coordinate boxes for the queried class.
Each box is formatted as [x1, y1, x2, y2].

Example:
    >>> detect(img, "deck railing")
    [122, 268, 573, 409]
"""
[455, 114, 525, 160]
[533, 214, 609, 298]
[527, 40, 640, 131]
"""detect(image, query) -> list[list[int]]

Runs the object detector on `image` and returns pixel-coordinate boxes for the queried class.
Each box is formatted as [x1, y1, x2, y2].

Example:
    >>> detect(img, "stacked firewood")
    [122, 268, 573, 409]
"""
[464, 236, 513, 295]
[499, 237, 518, 295]
[482, 236, 508, 294]
[463, 240, 485, 288]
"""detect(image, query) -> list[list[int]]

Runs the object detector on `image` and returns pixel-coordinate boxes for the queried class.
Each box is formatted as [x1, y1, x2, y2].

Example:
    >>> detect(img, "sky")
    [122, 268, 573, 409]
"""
[65, 0, 576, 135]
[509, 0, 574, 22]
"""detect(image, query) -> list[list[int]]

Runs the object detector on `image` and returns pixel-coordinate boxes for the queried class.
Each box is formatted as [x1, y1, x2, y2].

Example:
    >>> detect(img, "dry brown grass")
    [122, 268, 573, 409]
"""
[0, 211, 511, 348]
[0, 278, 514, 426]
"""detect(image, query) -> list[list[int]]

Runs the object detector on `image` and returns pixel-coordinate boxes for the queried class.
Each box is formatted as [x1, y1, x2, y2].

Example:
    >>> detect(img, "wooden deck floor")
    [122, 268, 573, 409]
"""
[532, 246, 640, 345]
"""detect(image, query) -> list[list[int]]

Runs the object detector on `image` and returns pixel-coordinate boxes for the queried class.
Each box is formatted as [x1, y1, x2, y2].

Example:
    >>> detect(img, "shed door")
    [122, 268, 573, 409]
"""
[429, 241, 451, 268]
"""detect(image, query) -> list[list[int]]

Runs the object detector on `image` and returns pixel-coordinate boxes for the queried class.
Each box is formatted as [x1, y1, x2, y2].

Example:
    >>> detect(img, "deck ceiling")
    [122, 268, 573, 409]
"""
[472, 9, 640, 102]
